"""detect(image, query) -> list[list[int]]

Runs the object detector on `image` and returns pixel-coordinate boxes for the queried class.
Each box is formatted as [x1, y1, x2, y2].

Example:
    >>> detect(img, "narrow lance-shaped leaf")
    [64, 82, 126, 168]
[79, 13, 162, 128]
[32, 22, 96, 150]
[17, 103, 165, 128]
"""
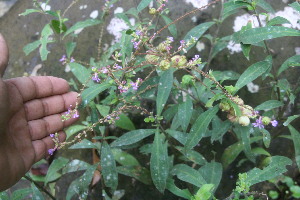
[185, 106, 219, 149]
[31, 183, 45, 200]
[222, 1, 249, 21]
[117, 166, 152, 185]
[235, 58, 271, 89]
[260, 129, 271, 148]
[23, 40, 41, 56]
[81, 83, 111, 105]
[63, 19, 102, 38]
[183, 22, 215, 52]
[101, 142, 118, 191]
[284, 115, 300, 126]
[166, 178, 192, 199]
[137, 0, 153, 12]
[150, 131, 169, 193]
[234, 26, 300, 44]
[171, 164, 206, 187]
[45, 157, 69, 184]
[245, 156, 292, 186]
[178, 96, 193, 132]
[198, 162, 223, 191]
[111, 129, 156, 147]
[156, 69, 174, 116]
[277, 55, 300, 76]
[162, 15, 177, 38]
[255, 100, 284, 111]
[39, 24, 54, 61]
[289, 2, 300, 13]
[288, 125, 300, 171]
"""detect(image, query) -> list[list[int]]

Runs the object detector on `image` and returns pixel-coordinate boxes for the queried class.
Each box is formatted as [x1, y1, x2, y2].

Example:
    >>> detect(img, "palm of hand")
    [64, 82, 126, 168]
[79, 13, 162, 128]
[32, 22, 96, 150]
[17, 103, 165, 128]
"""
[0, 34, 78, 190]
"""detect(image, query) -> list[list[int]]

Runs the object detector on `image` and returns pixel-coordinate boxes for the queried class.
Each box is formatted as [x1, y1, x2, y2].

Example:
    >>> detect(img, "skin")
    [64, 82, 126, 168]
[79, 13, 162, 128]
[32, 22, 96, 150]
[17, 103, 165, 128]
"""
[0, 34, 79, 191]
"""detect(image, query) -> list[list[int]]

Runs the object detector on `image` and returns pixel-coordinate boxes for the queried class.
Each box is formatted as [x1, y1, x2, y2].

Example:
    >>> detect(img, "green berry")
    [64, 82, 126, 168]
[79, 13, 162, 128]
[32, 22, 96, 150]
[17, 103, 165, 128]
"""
[262, 116, 271, 125]
[159, 59, 171, 71]
[239, 116, 250, 126]
[171, 55, 187, 68]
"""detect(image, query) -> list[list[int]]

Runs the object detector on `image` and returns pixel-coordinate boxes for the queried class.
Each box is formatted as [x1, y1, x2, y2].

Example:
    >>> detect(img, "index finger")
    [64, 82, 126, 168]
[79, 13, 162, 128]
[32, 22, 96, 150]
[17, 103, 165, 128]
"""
[6, 76, 70, 102]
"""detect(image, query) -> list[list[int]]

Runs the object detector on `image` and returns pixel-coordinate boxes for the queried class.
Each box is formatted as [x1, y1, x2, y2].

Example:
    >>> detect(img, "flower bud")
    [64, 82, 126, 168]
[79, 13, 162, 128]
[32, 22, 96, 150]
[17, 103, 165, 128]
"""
[159, 59, 171, 71]
[219, 101, 231, 112]
[227, 113, 238, 122]
[262, 116, 271, 125]
[171, 55, 187, 68]
[238, 116, 250, 126]
[149, 8, 157, 15]
[232, 96, 244, 105]
[145, 54, 160, 63]
[157, 42, 167, 53]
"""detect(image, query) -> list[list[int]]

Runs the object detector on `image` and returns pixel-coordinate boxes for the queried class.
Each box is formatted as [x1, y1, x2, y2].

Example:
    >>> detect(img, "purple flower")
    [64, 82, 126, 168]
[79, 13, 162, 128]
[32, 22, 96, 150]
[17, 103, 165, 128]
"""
[50, 134, 55, 138]
[73, 111, 79, 118]
[133, 41, 140, 49]
[114, 64, 122, 70]
[48, 148, 55, 155]
[92, 73, 101, 82]
[180, 40, 185, 45]
[59, 55, 67, 62]
[101, 67, 108, 73]
[136, 30, 142, 36]
[130, 81, 139, 90]
[193, 55, 200, 61]
[271, 120, 278, 127]
[252, 116, 264, 129]
[167, 36, 174, 42]
[70, 57, 75, 63]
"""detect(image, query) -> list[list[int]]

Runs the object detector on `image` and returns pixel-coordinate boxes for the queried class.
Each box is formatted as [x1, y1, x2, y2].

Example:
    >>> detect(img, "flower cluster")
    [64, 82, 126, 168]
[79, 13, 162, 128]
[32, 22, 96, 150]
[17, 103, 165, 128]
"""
[48, 133, 60, 155]
[118, 78, 143, 93]
[59, 55, 75, 65]
[61, 105, 80, 121]
[219, 96, 278, 129]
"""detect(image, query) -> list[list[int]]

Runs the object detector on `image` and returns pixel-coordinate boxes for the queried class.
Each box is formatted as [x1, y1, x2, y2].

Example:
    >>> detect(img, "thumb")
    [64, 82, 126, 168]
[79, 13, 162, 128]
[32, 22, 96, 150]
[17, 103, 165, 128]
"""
[0, 33, 9, 77]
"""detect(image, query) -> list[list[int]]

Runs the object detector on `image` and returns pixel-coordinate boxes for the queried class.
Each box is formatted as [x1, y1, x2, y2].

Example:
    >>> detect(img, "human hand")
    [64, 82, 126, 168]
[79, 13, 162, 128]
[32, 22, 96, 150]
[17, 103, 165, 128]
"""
[0, 34, 78, 191]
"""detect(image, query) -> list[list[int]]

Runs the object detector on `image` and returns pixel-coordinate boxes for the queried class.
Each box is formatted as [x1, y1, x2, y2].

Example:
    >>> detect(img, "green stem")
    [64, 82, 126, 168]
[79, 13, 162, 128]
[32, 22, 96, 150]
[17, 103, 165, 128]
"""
[24, 175, 56, 200]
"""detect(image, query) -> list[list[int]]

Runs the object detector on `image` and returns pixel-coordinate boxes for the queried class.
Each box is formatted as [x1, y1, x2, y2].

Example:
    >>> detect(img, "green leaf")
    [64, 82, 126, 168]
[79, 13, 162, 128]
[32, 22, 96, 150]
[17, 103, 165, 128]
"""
[66, 165, 97, 200]
[185, 106, 219, 149]
[175, 146, 207, 166]
[277, 55, 300, 76]
[235, 59, 271, 89]
[267, 16, 291, 27]
[120, 32, 133, 65]
[162, 15, 177, 38]
[283, 115, 300, 126]
[112, 148, 140, 166]
[101, 142, 118, 191]
[257, 0, 274, 13]
[39, 24, 54, 61]
[69, 139, 100, 149]
[222, 1, 249, 21]
[199, 162, 222, 191]
[51, 20, 67, 34]
[12, 188, 32, 200]
[236, 126, 255, 162]
[0, 191, 9, 200]
[65, 125, 86, 139]
[111, 129, 156, 147]
[222, 137, 262, 168]
[23, 40, 41, 56]
[117, 166, 152, 185]
[255, 100, 284, 110]
[66, 42, 76, 58]
[289, 2, 300, 13]
[19, 9, 41, 16]
[156, 69, 174, 116]
[183, 22, 215, 52]
[252, 147, 271, 156]
[288, 125, 300, 171]
[171, 164, 206, 187]
[45, 157, 69, 184]
[211, 118, 231, 143]
[31, 183, 45, 200]
[260, 129, 271, 148]
[193, 184, 214, 200]
[81, 83, 111, 105]
[166, 130, 187, 145]
[64, 19, 102, 38]
[69, 62, 93, 86]
[137, 0, 152, 12]
[234, 26, 300, 44]
[178, 96, 193, 132]
[150, 131, 169, 193]
[115, 113, 135, 131]
[166, 178, 192, 199]
[241, 43, 251, 60]
[62, 160, 90, 174]
[211, 37, 228, 59]
[245, 156, 292, 186]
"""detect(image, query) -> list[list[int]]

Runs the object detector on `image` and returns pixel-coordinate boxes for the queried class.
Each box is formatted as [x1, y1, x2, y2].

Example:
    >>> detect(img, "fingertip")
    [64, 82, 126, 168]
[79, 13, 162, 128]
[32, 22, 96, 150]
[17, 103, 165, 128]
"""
[0, 33, 9, 77]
